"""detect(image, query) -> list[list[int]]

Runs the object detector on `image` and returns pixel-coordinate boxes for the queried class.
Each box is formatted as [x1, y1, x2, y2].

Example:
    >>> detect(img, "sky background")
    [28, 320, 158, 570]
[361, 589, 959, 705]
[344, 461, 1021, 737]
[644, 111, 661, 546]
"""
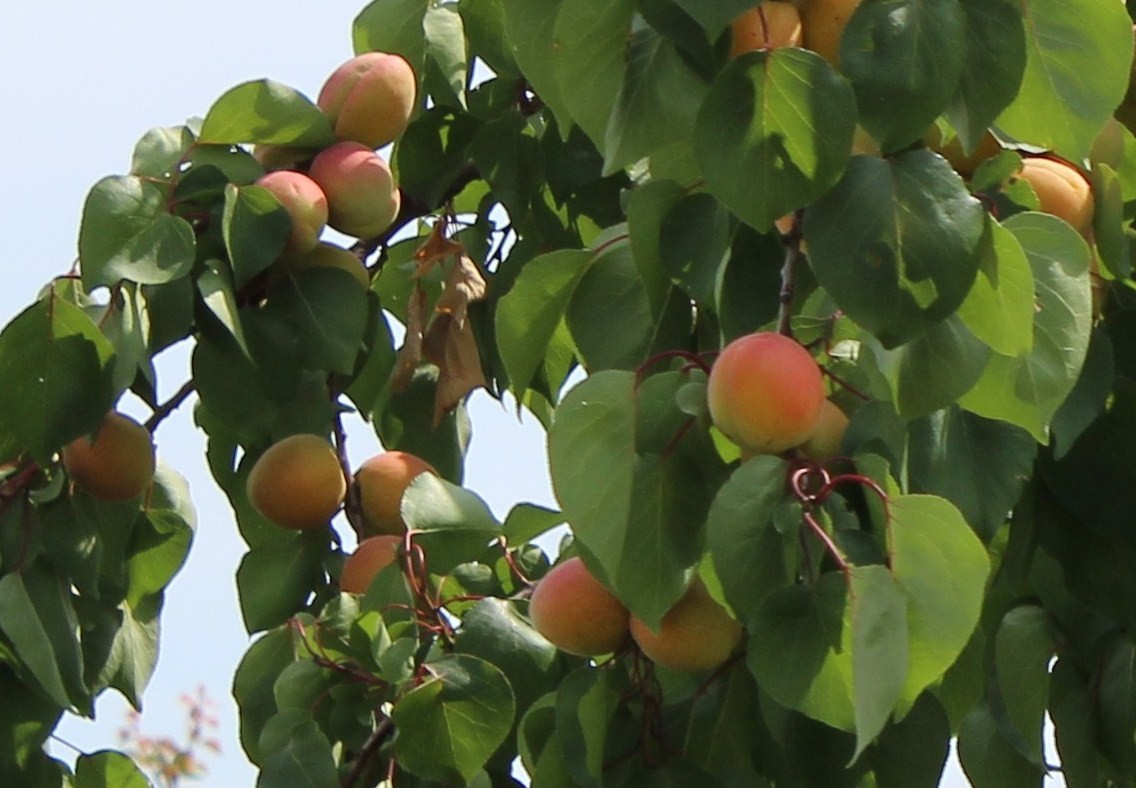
[0, 4, 1054, 786]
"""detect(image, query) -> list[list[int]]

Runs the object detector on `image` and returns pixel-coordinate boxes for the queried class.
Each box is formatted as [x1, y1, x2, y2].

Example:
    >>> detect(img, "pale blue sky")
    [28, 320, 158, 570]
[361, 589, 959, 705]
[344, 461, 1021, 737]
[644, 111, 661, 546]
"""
[0, 4, 1052, 786]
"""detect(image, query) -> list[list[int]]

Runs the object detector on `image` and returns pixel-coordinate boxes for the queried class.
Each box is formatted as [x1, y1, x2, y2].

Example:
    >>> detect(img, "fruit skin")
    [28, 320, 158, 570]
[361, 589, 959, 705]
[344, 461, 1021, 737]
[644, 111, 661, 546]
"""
[529, 557, 630, 657]
[630, 579, 743, 672]
[925, 128, 1001, 177]
[354, 451, 438, 536]
[318, 52, 416, 149]
[309, 142, 400, 239]
[246, 434, 346, 530]
[801, 0, 864, 67]
[730, 2, 803, 57]
[282, 241, 370, 289]
[340, 535, 402, 594]
[254, 170, 328, 255]
[1016, 157, 1095, 237]
[707, 332, 826, 455]
[799, 399, 849, 460]
[62, 412, 155, 501]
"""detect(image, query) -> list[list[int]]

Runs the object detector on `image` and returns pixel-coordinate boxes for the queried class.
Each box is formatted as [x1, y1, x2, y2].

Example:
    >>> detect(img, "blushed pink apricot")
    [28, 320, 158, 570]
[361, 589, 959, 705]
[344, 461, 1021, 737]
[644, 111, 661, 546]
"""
[254, 170, 328, 255]
[318, 52, 416, 149]
[308, 142, 400, 239]
[341, 535, 402, 594]
[529, 557, 630, 657]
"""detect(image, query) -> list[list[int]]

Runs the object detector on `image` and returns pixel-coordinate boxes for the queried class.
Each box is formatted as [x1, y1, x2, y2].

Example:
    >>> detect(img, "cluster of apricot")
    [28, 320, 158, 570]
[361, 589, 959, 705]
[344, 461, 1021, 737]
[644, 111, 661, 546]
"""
[245, 433, 435, 593]
[253, 51, 416, 288]
[729, 0, 861, 64]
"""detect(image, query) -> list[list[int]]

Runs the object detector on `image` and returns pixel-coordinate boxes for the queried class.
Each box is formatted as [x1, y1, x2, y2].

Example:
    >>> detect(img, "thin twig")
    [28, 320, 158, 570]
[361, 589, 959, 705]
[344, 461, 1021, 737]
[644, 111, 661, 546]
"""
[341, 716, 395, 788]
[145, 380, 197, 432]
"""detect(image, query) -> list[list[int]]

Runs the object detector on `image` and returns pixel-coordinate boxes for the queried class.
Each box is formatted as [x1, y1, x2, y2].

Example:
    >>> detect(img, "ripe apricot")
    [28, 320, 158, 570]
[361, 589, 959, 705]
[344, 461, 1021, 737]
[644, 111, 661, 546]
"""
[926, 129, 1002, 177]
[1016, 157, 1095, 237]
[354, 451, 438, 536]
[282, 242, 371, 289]
[801, 0, 864, 67]
[62, 411, 155, 501]
[254, 170, 328, 255]
[730, 2, 803, 57]
[318, 52, 416, 149]
[309, 142, 400, 239]
[246, 434, 346, 530]
[630, 579, 743, 672]
[798, 399, 849, 460]
[707, 332, 826, 455]
[529, 557, 630, 657]
[340, 535, 402, 594]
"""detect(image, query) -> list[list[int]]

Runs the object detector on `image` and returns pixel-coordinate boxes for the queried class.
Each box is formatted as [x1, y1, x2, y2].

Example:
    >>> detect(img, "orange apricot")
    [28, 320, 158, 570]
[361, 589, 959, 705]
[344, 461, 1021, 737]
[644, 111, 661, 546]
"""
[246, 434, 346, 530]
[62, 411, 155, 501]
[629, 579, 743, 672]
[798, 399, 849, 460]
[283, 242, 371, 289]
[318, 52, 416, 149]
[730, 2, 803, 57]
[340, 535, 402, 594]
[354, 451, 438, 536]
[1016, 157, 1095, 238]
[801, 0, 864, 67]
[529, 557, 630, 657]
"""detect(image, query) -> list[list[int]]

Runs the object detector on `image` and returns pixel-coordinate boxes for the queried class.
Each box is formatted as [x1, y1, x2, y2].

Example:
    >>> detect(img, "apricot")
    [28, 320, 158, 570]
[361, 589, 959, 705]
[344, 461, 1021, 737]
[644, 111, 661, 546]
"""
[254, 170, 328, 255]
[354, 451, 438, 536]
[62, 411, 155, 501]
[340, 535, 402, 594]
[318, 52, 416, 149]
[1016, 157, 1095, 237]
[798, 399, 849, 460]
[801, 0, 864, 67]
[707, 332, 826, 454]
[308, 142, 400, 239]
[246, 434, 346, 530]
[283, 242, 371, 289]
[529, 557, 630, 657]
[926, 129, 1002, 177]
[629, 579, 743, 672]
[730, 2, 803, 57]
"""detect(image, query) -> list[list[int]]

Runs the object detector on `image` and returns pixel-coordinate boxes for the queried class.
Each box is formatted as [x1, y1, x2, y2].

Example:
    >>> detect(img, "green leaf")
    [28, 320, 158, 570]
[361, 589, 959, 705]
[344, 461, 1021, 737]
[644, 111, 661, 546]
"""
[695, 48, 855, 231]
[73, 750, 149, 788]
[424, 3, 469, 107]
[1095, 636, 1136, 777]
[706, 456, 794, 620]
[261, 268, 369, 375]
[959, 213, 1093, 441]
[237, 538, 327, 634]
[257, 716, 339, 788]
[502, 503, 564, 544]
[669, 0, 754, 36]
[495, 250, 591, 395]
[198, 259, 249, 356]
[468, 111, 543, 219]
[1049, 657, 1108, 787]
[993, 605, 1053, 765]
[555, 667, 631, 787]
[841, 0, 966, 152]
[498, 0, 572, 131]
[233, 627, 299, 764]
[553, 0, 632, 148]
[198, 79, 336, 148]
[887, 495, 990, 709]
[956, 219, 1035, 359]
[128, 507, 193, 606]
[604, 27, 707, 174]
[0, 295, 116, 464]
[0, 666, 63, 773]
[805, 151, 985, 347]
[401, 473, 501, 573]
[392, 653, 516, 784]
[868, 692, 951, 788]
[659, 193, 732, 306]
[0, 564, 88, 711]
[78, 176, 196, 289]
[354, 0, 427, 68]
[625, 178, 686, 316]
[376, 365, 470, 485]
[957, 701, 1045, 787]
[131, 124, 195, 178]
[848, 565, 908, 762]
[996, 0, 1133, 161]
[222, 184, 290, 288]
[87, 597, 160, 709]
[683, 662, 764, 781]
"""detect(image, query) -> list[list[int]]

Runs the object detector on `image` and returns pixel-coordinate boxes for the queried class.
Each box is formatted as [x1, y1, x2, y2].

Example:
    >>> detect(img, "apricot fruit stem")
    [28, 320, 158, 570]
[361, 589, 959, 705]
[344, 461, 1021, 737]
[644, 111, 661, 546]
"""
[777, 211, 805, 337]
[329, 403, 364, 539]
[802, 509, 851, 575]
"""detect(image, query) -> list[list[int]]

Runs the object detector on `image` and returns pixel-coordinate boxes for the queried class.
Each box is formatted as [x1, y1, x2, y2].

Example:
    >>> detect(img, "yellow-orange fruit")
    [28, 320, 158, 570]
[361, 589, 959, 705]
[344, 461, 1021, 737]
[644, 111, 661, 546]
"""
[255, 170, 328, 255]
[529, 557, 630, 657]
[798, 400, 850, 460]
[730, 2, 803, 57]
[630, 580, 743, 672]
[1017, 157, 1095, 237]
[246, 434, 346, 530]
[926, 129, 1002, 177]
[62, 412, 155, 501]
[801, 0, 864, 66]
[340, 535, 402, 594]
[708, 332, 826, 454]
[309, 142, 400, 239]
[318, 52, 416, 149]
[283, 242, 371, 289]
[354, 451, 438, 536]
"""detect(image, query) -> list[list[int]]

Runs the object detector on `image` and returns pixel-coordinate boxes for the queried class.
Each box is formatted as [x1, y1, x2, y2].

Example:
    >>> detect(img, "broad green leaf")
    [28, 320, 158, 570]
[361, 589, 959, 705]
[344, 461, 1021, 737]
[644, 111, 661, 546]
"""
[553, 0, 632, 148]
[74, 750, 149, 788]
[495, 250, 591, 395]
[261, 268, 369, 375]
[128, 507, 193, 606]
[1092, 163, 1132, 280]
[402, 473, 501, 573]
[868, 693, 951, 788]
[198, 79, 335, 148]
[956, 219, 1035, 358]
[197, 259, 249, 356]
[887, 495, 989, 709]
[604, 27, 707, 175]
[659, 193, 732, 306]
[233, 627, 300, 764]
[906, 408, 1037, 541]
[392, 653, 515, 784]
[957, 701, 1045, 787]
[684, 662, 764, 781]
[93, 284, 153, 399]
[805, 151, 985, 347]
[502, 503, 564, 544]
[1049, 657, 1108, 787]
[706, 456, 794, 620]
[996, 0, 1133, 161]
[498, 0, 572, 130]
[376, 365, 470, 485]
[461, 0, 520, 78]
[841, 0, 966, 152]
[0, 295, 115, 464]
[554, 667, 631, 787]
[959, 213, 1093, 441]
[424, 3, 468, 107]
[78, 175, 196, 288]
[0, 564, 87, 711]
[257, 716, 339, 788]
[0, 667, 63, 773]
[947, 0, 1026, 151]
[670, 0, 755, 36]
[1095, 636, 1136, 776]
[88, 597, 160, 709]
[993, 605, 1053, 765]
[695, 48, 855, 231]
[130, 124, 195, 178]
[222, 184, 290, 287]
[625, 179, 685, 316]
[468, 111, 543, 219]
[848, 565, 908, 761]
[354, 0, 427, 68]
[236, 538, 327, 633]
